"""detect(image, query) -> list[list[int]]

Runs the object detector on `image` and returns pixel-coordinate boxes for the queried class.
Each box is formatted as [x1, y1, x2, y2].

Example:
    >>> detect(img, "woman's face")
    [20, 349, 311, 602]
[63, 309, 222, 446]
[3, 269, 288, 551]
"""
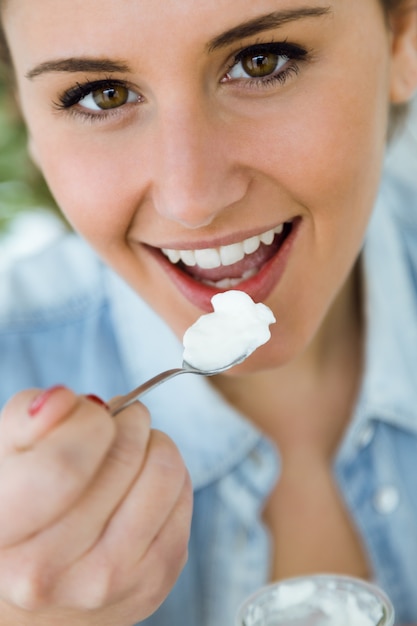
[1, 0, 411, 369]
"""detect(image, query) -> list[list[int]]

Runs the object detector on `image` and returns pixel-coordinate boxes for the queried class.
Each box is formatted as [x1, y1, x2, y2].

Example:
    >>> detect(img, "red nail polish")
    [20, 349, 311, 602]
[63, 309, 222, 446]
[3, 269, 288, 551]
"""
[85, 394, 110, 410]
[28, 385, 66, 417]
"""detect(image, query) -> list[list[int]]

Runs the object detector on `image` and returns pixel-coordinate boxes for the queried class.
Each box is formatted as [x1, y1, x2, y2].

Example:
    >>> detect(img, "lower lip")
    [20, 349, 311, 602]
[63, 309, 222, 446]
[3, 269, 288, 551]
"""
[147, 218, 301, 311]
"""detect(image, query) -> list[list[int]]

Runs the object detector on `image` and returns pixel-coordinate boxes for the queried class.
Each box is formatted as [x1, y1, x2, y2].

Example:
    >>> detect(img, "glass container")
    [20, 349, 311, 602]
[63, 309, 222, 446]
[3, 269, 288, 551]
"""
[235, 574, 395, 626]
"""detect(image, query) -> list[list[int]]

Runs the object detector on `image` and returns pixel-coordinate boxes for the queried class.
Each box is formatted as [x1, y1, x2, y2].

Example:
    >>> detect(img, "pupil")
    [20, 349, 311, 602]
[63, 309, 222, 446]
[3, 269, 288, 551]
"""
[254, 56, 267, 67]
[244, 53, 278, 77]
[94, 85, 128, 109]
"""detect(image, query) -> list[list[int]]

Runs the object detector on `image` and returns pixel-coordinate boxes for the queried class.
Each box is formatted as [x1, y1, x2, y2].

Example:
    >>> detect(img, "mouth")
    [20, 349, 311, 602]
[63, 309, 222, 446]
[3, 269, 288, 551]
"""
[147, 218, 299, 310]
[162, 221, 293, 287]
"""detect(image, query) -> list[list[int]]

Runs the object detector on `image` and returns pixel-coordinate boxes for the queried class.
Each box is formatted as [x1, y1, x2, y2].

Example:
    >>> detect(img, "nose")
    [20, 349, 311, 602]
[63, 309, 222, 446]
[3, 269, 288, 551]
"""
[149, 101, 249, 229]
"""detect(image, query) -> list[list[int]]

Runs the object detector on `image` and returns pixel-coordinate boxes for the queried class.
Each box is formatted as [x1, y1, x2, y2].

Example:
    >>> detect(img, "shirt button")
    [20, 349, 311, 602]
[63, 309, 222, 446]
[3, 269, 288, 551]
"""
[373, 486, 400, 514]
[357, 423, 375, 448]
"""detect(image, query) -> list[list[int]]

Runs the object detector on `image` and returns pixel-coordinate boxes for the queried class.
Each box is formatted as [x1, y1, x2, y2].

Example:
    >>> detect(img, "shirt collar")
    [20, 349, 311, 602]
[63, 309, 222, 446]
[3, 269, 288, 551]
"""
[357, 160, 417, 437]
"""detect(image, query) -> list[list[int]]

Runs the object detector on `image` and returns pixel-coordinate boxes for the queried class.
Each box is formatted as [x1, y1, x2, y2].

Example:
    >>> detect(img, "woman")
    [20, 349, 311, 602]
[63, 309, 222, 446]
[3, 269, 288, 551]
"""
[0, 0, 416, 624]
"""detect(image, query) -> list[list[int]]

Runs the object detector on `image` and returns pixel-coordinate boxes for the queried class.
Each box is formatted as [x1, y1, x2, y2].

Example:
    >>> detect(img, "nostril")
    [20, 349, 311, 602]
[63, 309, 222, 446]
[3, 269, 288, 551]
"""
[151, 162, 250, 228]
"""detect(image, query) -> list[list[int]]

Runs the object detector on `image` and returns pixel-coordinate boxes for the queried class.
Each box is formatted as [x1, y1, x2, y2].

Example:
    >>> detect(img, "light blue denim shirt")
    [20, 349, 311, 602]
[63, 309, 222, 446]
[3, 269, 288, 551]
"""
[1, 134, 417, 625]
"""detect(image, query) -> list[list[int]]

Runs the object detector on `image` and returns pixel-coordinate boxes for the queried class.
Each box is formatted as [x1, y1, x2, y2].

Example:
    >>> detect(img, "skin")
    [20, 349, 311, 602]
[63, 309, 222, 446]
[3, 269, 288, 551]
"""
[0, 389, 192, 625]
[0, 0, 416, 623]
[1, 0, 414, 374]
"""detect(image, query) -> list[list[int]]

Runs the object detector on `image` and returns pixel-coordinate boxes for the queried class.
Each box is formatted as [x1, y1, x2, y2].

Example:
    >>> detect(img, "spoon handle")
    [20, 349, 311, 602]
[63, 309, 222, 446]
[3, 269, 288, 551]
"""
[109, 368, 187, 416]
[108, 353, 247, 415]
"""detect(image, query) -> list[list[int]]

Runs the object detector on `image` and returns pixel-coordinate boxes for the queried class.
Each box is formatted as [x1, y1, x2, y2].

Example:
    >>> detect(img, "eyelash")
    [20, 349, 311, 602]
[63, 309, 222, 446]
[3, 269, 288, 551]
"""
[54, 77, 141, 122]
[223, 41, 308, 90]
[54, 41, 308, 123]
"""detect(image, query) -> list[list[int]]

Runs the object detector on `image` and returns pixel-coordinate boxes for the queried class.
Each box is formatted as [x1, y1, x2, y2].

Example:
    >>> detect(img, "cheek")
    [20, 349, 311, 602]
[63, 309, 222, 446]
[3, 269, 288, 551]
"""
[275, 90, 383, 195]
[242, 71, 388, 244]
[32, 131, 138, 245]
[245, 72, 389, 354]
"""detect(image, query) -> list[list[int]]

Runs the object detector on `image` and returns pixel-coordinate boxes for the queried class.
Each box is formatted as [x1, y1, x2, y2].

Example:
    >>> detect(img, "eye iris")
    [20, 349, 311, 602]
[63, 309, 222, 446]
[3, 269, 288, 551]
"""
[242, 52, 279, 78]
[92, 85, 129, 109]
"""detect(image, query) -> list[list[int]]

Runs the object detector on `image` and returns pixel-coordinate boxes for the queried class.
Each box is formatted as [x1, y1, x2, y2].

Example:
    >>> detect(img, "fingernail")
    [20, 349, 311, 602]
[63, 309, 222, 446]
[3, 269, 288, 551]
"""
[85, 394, 110, 410]
[28, 385, 66, 417]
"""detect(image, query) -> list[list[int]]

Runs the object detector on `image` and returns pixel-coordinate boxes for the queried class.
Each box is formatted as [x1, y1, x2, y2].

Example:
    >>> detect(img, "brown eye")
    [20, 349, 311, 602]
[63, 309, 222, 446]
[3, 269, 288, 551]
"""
[241, 52, 281, 78]
[91, 84, 130, 109]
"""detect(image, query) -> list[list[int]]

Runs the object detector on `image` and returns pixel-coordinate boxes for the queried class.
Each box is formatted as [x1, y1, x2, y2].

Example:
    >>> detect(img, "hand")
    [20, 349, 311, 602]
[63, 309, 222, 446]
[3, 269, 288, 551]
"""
[0, 386, 192, 625]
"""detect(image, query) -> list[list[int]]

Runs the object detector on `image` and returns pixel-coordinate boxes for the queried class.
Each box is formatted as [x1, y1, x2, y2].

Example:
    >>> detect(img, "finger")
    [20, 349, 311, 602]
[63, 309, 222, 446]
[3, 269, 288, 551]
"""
[0, 395, 116, 547]
[132, 470, 193, 601]
[51, 469, 193, 612]
[0, 386, 80, 454]
[19, 401, 152, 575]
[101, 429, 189, 565]
[110, 471, 193, 612]
[0, 401, 151, 608]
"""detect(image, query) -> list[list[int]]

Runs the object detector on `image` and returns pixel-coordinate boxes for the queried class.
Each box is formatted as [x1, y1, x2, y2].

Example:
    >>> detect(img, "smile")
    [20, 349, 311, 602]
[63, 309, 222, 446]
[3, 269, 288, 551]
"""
[161, 222, 293, 289]
[162, 224, 284, 269]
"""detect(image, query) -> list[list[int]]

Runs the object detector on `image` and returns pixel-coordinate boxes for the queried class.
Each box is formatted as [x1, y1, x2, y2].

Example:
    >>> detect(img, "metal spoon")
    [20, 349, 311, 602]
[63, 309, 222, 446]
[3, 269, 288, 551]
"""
[108, 353, 248, 416]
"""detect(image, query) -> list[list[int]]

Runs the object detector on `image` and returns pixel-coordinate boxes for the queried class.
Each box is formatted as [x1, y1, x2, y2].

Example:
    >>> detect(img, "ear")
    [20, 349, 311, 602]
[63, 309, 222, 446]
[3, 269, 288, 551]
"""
[389, 3, 417, 103]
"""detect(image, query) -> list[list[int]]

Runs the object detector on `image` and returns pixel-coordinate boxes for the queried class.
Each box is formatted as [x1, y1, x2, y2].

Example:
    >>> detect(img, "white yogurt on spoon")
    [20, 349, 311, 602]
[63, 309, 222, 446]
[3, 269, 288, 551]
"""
[182, 290, 276, 371]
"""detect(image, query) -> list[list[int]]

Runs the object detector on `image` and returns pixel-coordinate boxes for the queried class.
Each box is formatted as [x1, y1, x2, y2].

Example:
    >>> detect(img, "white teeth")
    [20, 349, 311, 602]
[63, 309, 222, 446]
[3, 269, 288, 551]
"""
[179, 249, 196, 266]
[219, 242, 245, 266]
[162, 223, 286, 269]
[243, 235, 261, 255]
[204, 268, 258, 288]
[260, 230, 275, 245]
[194, 248, 221, 269]
[162, 248, 181, 264]
[207, 277, 239, 289]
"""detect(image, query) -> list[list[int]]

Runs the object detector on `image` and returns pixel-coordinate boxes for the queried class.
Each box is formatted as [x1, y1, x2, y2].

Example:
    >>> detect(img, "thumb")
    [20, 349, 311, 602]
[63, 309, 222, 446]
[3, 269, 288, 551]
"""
[0, 386, 79, 454]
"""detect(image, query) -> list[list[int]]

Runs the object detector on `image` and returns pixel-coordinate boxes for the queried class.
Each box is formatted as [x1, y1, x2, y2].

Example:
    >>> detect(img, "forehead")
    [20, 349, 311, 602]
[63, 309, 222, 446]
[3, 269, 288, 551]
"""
[2, 0, 338, 50]
[2, 0, 386, 78]
[2, 0, 333, 34]
[1, 1, 323, 69]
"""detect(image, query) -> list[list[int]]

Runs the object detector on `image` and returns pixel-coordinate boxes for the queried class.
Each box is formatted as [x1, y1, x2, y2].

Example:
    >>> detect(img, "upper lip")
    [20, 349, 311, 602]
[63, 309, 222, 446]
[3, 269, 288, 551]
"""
[161, 223, 287, 269]
[146, 219, 294, 252]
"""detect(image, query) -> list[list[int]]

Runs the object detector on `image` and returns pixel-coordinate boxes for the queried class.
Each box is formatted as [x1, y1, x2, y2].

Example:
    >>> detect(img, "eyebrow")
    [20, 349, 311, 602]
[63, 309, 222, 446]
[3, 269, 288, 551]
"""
[207, 6, 332, 51]
[26, 58, 130, 80]
[26, 5, 332, 79]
